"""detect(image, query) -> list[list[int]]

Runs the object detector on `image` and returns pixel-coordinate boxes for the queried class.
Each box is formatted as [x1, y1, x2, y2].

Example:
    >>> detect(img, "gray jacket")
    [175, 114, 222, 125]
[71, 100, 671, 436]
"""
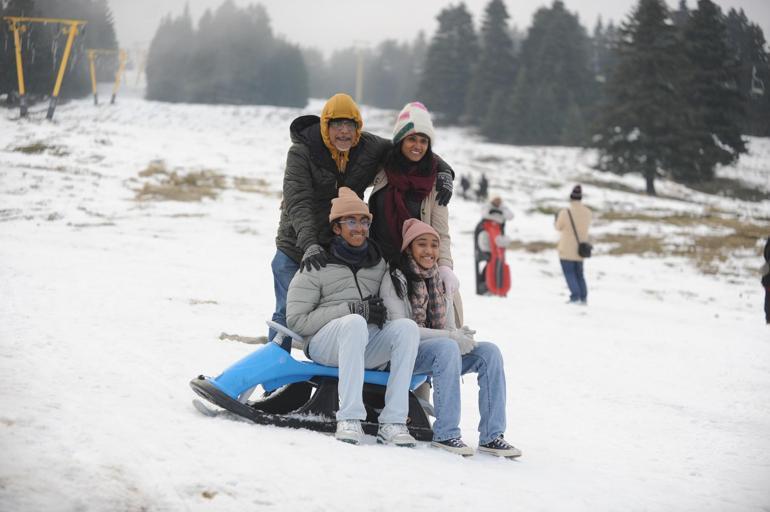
[286, 242, 387, 345]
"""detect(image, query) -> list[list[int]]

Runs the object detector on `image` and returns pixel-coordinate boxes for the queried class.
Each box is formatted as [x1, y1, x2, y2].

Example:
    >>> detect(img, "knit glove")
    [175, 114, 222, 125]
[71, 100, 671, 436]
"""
[300, 244, 328, 272]
[448, 327, 477, 355]
[435, 170, 454, 206]
[348, 296, 387, 328]
[438, 265, 460, 296]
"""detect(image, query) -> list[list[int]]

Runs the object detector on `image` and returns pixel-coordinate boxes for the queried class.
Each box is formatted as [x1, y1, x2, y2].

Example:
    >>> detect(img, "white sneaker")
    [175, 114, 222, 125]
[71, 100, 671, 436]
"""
[431, 438, 474, 457]
[377, 423, 416, 447]
[335, 419, 364, 445]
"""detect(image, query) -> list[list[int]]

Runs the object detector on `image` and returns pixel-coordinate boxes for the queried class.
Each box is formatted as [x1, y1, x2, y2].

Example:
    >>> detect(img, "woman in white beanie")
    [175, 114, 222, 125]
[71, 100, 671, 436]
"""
[379, 218, 522, 459]
[368, 102, 461, 307]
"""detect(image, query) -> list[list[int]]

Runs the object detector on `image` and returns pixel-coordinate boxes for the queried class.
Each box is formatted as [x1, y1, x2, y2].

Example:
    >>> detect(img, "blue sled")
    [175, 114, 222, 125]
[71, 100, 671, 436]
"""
[190, 321, 433, 440]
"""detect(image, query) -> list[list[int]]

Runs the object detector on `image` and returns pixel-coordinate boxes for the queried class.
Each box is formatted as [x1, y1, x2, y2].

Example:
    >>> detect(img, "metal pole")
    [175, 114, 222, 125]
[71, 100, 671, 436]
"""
[111, 50, 127, 104]
[88, 50, 98, 105]
[10, 21, 28, 117]
[47, 23, 80, 120]
[355, 47, 364, 105]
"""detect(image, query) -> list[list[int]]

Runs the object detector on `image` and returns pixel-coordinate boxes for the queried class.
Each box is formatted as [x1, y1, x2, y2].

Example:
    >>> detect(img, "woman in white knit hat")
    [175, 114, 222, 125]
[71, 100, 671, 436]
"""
[368, 101, 462, 322]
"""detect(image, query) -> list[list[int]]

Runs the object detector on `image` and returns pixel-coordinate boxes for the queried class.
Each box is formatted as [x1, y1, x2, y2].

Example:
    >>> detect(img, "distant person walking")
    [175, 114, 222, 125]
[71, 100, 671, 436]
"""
[477, 173, 489, 202]
[555, 185, 592, 304]
[460, 175, 471, 200]
[762, 237, 770, 324]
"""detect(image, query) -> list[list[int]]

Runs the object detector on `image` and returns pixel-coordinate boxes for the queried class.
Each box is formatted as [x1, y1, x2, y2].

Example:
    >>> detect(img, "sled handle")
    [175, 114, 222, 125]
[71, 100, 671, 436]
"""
[265, 320, 305, 353]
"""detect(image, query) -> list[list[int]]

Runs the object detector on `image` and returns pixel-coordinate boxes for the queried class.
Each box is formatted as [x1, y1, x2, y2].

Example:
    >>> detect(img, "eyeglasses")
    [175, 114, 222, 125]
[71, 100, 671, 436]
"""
[336, 218, 371, 229]
[329, 119, 357, 130]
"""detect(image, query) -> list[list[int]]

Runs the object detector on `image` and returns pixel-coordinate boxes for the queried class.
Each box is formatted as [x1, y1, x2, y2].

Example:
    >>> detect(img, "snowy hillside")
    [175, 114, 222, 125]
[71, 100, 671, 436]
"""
[1, 84, 769, 511]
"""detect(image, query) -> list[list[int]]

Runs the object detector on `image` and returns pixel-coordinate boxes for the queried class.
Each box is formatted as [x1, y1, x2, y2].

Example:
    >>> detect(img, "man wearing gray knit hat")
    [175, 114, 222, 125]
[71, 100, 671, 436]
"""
[555, 184, 592, 304]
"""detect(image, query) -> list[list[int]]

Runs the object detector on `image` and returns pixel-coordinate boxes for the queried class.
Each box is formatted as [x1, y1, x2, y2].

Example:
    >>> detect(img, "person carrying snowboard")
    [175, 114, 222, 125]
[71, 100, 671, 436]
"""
[474, 197, 513, 297]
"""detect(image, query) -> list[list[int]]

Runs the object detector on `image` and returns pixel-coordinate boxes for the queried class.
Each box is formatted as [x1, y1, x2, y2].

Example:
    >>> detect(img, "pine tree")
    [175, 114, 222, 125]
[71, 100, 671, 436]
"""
[505, 1, 596, 145]
[677, 0, 746, 182]
[262, 42, 308, 107]
[671, 0, 689, 28]
[725, 8, 769, 136]
[465, 0, 516, 127]
[417, 3, 477, 124]
[594, 0, 689, 195]
[146, 8, 194, 102]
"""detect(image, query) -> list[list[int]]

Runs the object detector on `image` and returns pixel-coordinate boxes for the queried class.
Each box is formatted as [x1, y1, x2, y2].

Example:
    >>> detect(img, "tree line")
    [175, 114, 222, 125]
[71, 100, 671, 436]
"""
[145, 0, 307, 107]
[312, 0, 768, 195]
[0, 0, 118, 102]
[2, 0, 767, 195]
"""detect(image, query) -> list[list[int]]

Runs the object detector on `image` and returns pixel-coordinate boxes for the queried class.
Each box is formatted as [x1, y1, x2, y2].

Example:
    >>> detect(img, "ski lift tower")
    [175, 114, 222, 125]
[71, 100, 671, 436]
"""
[3, 16, 87, 119]
[353, 41, 369, 106]
[87, 48, 128, 105]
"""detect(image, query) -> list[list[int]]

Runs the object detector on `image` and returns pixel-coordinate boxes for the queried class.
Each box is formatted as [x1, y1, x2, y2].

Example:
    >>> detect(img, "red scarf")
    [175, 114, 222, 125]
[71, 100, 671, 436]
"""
[383, 157, 437, 250]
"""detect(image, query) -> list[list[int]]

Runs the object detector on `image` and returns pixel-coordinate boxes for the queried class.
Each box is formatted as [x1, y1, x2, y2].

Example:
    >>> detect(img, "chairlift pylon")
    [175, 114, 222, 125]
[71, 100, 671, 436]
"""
[2, 16, 87, 119]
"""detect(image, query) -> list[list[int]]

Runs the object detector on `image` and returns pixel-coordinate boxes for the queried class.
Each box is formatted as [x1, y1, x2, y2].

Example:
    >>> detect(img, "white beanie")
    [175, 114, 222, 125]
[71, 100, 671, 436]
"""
[392, 102, 436, 146]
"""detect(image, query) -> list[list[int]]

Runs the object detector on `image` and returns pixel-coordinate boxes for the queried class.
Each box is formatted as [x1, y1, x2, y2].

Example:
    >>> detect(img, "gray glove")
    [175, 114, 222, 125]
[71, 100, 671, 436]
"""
[348, 296, 387, 328]
[300, 244, 328, 272]
[435, 170, 453, 206]
[448, 326, 477, 355]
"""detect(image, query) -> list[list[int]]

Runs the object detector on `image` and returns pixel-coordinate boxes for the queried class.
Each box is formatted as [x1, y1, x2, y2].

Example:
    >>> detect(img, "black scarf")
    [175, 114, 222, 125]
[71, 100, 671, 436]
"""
[330, 236, 370, 267]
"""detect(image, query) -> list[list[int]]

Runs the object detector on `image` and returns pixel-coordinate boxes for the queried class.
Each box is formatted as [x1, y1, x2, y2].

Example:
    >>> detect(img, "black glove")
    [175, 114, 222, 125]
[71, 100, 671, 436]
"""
[435, 170, 453, 206]
[300, 244, 328, 272]
[348, 296, 387, 328]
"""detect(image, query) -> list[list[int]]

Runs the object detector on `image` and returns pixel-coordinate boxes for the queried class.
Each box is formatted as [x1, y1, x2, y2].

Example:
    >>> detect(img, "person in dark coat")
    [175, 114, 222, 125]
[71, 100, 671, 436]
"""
[460, 175, 471, 200]
[477, 173, 489, 202]
[762, 237, 770, 324]
[268, 93, 455, 342]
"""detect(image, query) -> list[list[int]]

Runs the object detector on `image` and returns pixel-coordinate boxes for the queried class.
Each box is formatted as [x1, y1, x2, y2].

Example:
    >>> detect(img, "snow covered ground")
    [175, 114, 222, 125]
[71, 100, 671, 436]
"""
[1, 83, 769, 511]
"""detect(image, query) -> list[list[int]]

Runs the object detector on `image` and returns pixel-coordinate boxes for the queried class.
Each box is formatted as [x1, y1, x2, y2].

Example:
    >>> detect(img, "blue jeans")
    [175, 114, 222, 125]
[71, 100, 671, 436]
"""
[269, 250, 300, 341]
[412, 340, 507, 444]
[560, 259, 587, 302]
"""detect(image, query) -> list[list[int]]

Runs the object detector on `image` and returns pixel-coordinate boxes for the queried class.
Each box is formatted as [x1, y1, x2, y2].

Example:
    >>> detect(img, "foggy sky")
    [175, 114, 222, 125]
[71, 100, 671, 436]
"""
[110, 0, 770, 54]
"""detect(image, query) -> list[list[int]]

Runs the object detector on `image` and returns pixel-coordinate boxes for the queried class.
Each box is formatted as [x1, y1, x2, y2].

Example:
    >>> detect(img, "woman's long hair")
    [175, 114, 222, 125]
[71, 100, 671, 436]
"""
[389, 252, 420, 300]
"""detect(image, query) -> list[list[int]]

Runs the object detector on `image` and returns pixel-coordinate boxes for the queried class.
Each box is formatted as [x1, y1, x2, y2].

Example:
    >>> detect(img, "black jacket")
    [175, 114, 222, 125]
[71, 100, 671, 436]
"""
[275, 115, 391, 263]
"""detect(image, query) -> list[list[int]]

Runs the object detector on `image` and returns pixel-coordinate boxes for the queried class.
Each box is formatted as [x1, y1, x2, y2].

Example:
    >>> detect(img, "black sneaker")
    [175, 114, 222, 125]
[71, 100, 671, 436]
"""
[478, 435, 522, 458]
[431, 437, 474, 457]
